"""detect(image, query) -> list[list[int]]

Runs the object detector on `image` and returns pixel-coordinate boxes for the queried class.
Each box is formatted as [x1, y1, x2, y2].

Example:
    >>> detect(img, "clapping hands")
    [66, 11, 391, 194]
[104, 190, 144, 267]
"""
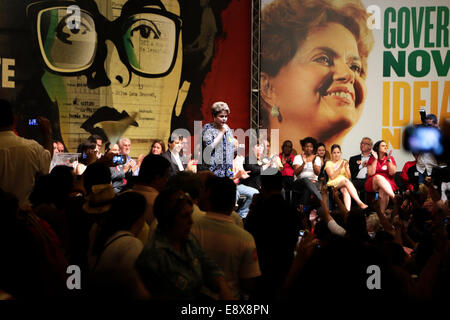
[371, 149, 378, 159]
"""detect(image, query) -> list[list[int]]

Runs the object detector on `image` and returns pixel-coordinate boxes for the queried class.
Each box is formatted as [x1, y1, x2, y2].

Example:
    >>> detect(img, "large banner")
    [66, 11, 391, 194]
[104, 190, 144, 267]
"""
[260, 0, 449, 168]
[0, 0, 251, 157]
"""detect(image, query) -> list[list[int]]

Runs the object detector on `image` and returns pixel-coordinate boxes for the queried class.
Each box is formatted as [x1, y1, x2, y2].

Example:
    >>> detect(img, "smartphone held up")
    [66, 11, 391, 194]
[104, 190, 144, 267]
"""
[112, 155, 126, 165]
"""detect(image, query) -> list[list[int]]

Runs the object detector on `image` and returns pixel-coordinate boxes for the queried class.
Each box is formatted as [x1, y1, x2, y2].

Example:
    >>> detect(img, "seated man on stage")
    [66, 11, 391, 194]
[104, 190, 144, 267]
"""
[349, 137, 373, 204]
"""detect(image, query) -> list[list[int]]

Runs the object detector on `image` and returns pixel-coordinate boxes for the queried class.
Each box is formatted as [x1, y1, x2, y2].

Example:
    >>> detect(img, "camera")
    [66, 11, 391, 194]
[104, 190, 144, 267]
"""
[403, 126, 443, 156]
[297, 230, 305, 245]
[112, 155, 126, 165]
[28, 118, 38, 126]
[419, 108, 427, 124]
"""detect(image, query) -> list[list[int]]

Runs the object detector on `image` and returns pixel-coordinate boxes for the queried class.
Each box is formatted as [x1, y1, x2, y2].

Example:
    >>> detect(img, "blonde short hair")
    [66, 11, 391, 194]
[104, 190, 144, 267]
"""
[211, 101, 230, 117]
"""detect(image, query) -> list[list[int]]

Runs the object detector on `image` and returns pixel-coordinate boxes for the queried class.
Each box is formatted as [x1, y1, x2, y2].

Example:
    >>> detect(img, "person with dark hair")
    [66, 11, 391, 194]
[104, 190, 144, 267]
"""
[75, 141, 98, 175]
[401, 153, 420, 192]
[292, 137, 323, 210]
[87, 134, 104, 158]
[416, 113, 440, 185]
[365, 140, 397, 214]
[52, 140, 65, 156]
[166, 171, 204, 221]
[325, 144, 367, 211]
[29, 173, 72, 252]
[83, 162, 112, 195]
[245, 172, 299, 299]
[279, 140, 295, 204]
[0, 99, 52, 206]
[150, 139, 166, 155]
[62, 161, 113, 282]
[191, 176, 261, 299]
[197, 170, 245, 228]
[108, 143, 134, 193]
[50, 165, 76, 196]
[136, 188, 233, 300]
[162, 135, 186, 178]
[88, 192, 150, 299]
[201, 101, 235, 178]
[316, 142, 329, 187]
[425, 114, 439, 128]
[243, 138, 280, 191]
[131, 154, 170, 244]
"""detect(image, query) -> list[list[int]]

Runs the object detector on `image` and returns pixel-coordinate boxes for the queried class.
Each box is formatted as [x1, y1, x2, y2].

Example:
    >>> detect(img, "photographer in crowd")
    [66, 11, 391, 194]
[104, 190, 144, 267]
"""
[0, 99, 52, 206]
[416, 114, 440, 185]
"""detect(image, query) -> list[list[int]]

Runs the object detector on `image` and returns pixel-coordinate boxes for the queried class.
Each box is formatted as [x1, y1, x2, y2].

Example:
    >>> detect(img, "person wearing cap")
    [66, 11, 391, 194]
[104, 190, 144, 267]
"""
[201, 101, 235, 178]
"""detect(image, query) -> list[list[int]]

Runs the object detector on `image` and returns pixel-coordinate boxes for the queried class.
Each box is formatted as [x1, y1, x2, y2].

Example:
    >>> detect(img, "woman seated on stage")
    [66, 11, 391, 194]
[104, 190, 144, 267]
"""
[365, 140, 397, 214]
[325, 144, 367, 211]
[292, 137, 323, 209]
[316, 142, 329, 188]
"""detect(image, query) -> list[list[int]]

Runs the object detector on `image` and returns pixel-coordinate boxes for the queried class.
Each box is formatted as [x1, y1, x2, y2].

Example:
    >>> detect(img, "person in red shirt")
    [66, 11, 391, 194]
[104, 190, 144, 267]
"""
[365, 140, 397, 214]
[279, 140, 295, 204]
[400, 153, 419, 192]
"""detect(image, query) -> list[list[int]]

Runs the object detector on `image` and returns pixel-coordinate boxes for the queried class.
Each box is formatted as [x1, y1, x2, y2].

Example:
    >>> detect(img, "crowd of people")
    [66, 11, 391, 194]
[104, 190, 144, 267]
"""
[0, 98, 449, 302]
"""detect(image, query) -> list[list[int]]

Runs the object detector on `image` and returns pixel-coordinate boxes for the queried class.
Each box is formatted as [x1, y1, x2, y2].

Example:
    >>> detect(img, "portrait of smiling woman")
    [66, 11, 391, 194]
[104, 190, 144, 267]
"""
[260, 0, 374, 151]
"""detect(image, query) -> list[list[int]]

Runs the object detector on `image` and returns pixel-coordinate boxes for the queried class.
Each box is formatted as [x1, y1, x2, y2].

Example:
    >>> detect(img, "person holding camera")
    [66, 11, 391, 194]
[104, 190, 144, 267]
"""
[0, 99, 52, 207]
[417, 114, 440, 185]
[75, 141, 98, 176]
[108, 143, 134, 193]
[279, 140, 295, 203]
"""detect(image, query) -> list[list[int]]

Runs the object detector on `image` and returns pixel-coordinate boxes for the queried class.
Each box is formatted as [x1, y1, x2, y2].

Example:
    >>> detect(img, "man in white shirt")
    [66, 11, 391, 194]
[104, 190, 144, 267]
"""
[162, 136, 185, 178]
[349, 137, 373, 203]
[132, 154, 171, 245]
[191, 176, 261, 299]
[118, 137, 137, 167]
[0, 99, 52, 206]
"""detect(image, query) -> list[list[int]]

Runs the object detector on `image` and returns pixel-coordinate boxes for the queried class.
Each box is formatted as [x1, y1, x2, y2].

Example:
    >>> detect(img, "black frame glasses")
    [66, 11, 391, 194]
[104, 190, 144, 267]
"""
[26, 1, 182, 78]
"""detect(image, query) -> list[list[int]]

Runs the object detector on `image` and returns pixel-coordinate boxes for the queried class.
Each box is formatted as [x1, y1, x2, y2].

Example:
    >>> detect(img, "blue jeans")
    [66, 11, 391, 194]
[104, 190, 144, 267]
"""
[236, 184, 259, 218]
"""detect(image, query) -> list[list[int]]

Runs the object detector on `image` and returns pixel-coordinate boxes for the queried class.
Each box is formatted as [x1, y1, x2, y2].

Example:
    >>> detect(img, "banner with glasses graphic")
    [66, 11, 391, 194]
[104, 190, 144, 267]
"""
[0, 0, 251, 157]
[260, 0, 449, 168]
